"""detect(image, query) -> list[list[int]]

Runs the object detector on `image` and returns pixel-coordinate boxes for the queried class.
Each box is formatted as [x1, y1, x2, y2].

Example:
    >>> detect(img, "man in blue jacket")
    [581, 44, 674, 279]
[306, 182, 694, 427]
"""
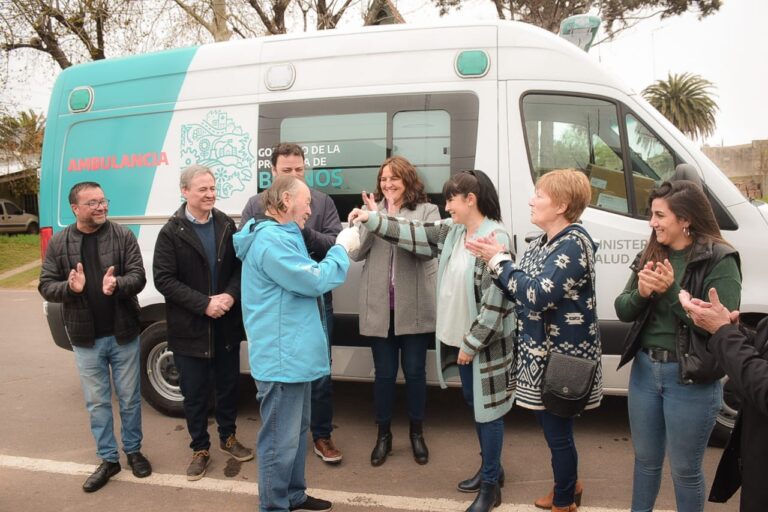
[241, 142, 344, 464]
[235, 175, 358, 512]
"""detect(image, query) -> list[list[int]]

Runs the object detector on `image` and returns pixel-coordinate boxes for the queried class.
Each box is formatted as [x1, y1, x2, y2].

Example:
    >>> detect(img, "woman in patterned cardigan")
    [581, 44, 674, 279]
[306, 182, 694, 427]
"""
[349, 170, 516, 512]
[468, 169, 602, 512]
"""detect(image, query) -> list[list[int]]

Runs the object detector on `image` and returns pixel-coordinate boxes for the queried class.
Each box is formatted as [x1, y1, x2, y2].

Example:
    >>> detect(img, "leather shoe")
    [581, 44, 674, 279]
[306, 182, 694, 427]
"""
[127, 451, 152, 478]
[410, 432, 429, 465]
[465, 481, 501, 512]
[370, 431, 392, 466]
[457, 466, 505, 493]
[82, 460, 121, 492]
[534, 481, 582, 509]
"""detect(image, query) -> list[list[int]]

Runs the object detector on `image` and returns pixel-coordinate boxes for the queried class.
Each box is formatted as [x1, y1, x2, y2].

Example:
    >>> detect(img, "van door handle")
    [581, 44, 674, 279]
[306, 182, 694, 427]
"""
[525, 231, 543, 243]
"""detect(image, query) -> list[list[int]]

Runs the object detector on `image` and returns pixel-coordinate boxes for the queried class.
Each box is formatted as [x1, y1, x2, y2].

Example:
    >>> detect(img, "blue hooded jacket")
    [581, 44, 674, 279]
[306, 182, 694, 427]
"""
[234, 217, 350, 383]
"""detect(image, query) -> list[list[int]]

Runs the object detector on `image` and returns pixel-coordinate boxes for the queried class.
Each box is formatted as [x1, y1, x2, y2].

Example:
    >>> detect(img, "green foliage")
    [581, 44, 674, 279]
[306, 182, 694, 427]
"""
[430, 0, 721, 37]
[642, 72, 718, 140]
[0, 266, 41, 289]
[0, 234, 40, 273]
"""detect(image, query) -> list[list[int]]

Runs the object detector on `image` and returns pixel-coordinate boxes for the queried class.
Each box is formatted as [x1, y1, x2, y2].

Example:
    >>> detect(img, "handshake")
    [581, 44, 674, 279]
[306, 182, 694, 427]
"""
[335, 226, 360, 253]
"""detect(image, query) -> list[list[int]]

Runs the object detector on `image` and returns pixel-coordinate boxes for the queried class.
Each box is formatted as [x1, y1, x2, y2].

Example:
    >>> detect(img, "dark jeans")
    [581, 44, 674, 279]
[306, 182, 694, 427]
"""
[310, 296, 334, 441]
[534, 410, 578, 507]
[459, 363, 504, 484]
[175, 336, 240, 451]
[368, 312, 430, 425]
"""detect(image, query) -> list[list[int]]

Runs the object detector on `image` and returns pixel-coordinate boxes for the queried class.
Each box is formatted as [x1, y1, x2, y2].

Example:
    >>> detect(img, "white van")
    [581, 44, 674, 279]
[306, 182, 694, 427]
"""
[40, 22, 768, 439]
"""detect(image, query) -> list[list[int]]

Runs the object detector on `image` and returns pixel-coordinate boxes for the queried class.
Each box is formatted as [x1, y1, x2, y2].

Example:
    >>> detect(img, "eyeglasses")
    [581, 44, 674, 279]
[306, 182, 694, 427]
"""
[79, 199, 110, 209]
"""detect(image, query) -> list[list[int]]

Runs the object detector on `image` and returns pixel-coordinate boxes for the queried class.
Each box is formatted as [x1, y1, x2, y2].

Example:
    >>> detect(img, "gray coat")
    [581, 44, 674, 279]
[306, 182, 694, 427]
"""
[349, 201, 439, 338]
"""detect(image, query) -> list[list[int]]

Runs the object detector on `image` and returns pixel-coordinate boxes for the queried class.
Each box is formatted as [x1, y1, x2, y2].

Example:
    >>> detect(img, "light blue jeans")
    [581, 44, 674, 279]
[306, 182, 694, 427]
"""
[255, 380, 311, 512]
[628, 350, 722, 512]
[72, 335, 143, 462]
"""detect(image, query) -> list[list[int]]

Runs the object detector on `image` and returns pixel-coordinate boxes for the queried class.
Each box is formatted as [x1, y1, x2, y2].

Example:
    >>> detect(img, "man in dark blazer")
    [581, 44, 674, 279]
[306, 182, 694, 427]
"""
[154, 165, 253, 481]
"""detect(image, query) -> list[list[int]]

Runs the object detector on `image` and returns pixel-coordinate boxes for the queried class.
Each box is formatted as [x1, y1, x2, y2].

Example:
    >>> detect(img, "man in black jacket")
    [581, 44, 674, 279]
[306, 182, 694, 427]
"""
[154, 165, 253, 481]
[39, 181, 151, 492]
[680, 288, 768, 512]
[241, 143, 344, 464]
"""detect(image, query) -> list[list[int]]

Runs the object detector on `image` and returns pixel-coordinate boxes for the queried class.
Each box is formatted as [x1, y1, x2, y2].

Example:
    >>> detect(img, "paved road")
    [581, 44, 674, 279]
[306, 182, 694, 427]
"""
[0, 289, 739, 512]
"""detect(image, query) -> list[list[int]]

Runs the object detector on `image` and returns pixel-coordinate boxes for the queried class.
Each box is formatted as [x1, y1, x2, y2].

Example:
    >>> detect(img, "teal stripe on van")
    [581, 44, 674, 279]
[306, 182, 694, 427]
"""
[40, 46, 198, 232]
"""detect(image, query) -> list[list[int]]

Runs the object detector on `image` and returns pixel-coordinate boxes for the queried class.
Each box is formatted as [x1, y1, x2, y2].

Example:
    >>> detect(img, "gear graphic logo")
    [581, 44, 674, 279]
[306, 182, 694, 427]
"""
[180, 110, 255, 198]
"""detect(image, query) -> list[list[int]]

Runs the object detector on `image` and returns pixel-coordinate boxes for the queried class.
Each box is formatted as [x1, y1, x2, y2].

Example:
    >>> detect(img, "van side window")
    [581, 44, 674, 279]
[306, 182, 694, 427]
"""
[257, 94, 479, 219]
[522, 94, 629, 214]
[625, 113, 677, 216]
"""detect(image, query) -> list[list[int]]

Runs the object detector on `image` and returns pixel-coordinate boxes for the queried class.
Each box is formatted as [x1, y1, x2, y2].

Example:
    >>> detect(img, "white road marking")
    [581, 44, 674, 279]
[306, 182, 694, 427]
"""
[0, 454, 667, 511]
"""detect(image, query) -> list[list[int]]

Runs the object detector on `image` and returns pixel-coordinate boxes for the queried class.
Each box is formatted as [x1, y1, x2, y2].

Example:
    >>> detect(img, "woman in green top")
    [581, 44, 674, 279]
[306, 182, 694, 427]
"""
[614, 180, 741, 512]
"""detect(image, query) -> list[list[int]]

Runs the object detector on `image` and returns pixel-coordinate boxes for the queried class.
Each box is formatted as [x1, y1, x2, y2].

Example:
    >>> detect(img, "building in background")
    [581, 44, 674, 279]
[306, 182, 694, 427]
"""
[703, 140, 767, 200]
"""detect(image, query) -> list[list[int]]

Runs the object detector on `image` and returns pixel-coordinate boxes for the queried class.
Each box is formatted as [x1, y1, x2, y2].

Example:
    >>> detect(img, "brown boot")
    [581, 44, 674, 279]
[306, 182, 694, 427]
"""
[534, 481, 583, 509]
[551, 505, 577, 512]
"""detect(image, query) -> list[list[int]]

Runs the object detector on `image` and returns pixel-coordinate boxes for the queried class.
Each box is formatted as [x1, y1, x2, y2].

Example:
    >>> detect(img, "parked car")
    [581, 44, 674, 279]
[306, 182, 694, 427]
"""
[0, 199, 38, 234]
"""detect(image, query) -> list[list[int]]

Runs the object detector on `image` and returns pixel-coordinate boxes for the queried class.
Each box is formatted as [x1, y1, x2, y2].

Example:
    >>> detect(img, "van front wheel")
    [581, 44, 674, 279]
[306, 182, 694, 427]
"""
[140, 322, 185, 417]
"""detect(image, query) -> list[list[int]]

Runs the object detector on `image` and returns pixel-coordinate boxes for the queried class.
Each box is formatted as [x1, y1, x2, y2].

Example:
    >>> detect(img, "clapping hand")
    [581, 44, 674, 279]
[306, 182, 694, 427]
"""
[638, 259, 674, 297]
[679, 288, 739, 334]
[102, 266, 117, 296]
[68, 263, 86, 293]
[347, 191, 377, 225]
[465, 232, 504, 263]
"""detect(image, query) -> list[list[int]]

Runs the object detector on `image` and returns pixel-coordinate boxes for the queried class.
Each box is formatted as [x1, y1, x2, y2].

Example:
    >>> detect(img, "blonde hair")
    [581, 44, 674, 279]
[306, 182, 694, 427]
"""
[536, 169, 591, 223]
[263, 174, 304, 214]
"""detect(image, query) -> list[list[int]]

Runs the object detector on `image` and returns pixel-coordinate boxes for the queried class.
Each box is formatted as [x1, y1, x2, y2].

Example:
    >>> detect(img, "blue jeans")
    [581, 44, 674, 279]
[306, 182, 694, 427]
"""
[459, 363, 504, 484]
[535, 410, 578, 507]
[310, 297, 333, 441]
[628, 350, 722, 512]
[72, 335, 142, 462]
[368, 314, 429, 424]
[255, 380, 311, 512]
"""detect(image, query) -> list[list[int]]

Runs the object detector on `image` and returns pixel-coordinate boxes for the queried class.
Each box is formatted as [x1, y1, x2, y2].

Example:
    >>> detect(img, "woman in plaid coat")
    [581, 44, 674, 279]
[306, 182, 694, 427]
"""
[349, 170, 516, 512]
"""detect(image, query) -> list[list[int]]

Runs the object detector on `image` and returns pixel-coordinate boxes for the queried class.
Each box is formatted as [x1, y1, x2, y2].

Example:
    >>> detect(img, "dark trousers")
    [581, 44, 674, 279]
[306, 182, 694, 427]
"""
[368, 312, 430, 425]
[459, 363, 504, 484]
[310, 297, 334, 441]
[534, 410, 578, 507]
[175, 337, 240, 451]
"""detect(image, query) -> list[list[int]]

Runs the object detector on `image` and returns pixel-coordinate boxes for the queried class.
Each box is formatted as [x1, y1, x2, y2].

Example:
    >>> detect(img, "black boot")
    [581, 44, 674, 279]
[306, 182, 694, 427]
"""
[457, 466, 505, 493]
[465, 481, 501, 512]
[409, 421, 429, 465]
[370, 424, 392, 466]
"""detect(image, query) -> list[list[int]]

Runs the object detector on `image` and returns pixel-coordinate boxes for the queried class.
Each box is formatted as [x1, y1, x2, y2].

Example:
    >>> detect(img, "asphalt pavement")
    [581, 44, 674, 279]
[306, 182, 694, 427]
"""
[0, 289, 739, 511]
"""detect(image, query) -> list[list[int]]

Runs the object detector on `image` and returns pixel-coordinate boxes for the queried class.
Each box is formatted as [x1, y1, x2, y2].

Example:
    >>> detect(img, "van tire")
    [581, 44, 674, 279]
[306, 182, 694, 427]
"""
[140, 321, 185, 417]
[26, 222, 39, 234]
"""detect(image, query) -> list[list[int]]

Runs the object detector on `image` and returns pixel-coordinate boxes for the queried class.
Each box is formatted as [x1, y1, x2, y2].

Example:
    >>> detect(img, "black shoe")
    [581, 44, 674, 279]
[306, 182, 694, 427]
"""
[289, 494, 333, 511]
[457, 466, 505, 493]
[126, 451, 152, 478]
[409, 432, 429, 464]
[370, 430, 392, 467]
[82, 460, 121, 492]
[465, 481, 501, 512]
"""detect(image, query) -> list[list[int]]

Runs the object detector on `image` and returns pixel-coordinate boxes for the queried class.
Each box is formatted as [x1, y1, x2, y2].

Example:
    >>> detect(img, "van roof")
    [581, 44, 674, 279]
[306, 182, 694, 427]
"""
[49, 21, 627, 114]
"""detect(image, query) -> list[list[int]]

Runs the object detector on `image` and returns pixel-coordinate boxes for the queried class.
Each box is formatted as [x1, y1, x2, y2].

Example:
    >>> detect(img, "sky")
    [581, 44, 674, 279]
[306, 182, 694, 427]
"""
[3, 0, 766, 148]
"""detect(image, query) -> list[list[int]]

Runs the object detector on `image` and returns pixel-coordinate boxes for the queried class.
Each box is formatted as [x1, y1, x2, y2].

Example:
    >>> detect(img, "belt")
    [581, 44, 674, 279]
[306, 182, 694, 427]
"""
[642, 347, 678, 363]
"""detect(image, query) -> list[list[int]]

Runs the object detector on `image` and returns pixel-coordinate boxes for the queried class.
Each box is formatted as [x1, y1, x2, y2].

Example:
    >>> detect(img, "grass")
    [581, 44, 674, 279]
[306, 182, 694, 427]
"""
[0, 265, 40, 289]
[0, 234, 40, 273]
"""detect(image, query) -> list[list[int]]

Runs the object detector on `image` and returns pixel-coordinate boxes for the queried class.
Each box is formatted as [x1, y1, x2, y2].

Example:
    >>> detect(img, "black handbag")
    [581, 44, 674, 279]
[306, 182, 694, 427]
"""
[541, 351, 598, 418]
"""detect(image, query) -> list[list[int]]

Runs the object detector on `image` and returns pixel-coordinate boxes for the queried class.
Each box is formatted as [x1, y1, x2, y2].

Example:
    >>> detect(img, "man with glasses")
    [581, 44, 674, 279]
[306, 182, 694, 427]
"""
[39, 181, 152, 492]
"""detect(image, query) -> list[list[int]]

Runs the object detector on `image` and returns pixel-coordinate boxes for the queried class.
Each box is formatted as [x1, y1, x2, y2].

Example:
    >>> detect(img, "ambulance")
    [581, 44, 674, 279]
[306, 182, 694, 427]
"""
[39, 21, 768, 442]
